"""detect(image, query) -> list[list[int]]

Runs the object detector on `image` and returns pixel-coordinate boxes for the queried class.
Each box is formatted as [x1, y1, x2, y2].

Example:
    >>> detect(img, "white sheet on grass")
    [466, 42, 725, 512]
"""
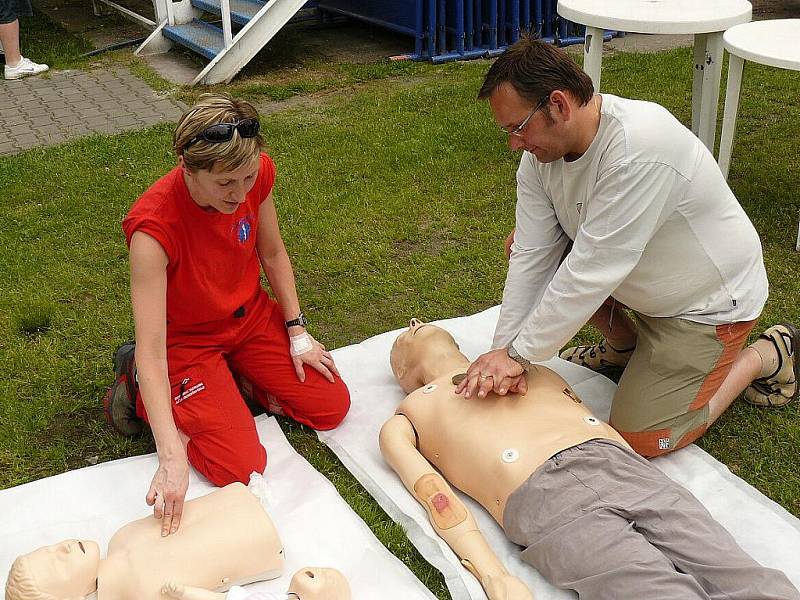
[0, 416, 436, 600]
[319, 306, 800, 600]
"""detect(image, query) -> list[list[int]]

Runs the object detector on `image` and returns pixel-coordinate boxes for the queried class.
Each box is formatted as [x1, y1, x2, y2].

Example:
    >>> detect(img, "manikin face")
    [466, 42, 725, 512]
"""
[390, 319, 459, 392]
[181, 155, 260, 215]
[24, 540, 101, 599]
[288, 567, 351, 600]
[489, 83, 570, 164]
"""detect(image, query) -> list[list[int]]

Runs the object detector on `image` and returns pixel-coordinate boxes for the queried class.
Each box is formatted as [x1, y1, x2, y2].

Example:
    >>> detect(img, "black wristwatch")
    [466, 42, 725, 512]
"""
[285, 312, 307, 329]
[507, 344, 532, 372]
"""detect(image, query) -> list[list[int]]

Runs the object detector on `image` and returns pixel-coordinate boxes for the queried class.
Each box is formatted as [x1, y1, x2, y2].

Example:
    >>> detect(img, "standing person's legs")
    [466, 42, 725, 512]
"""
[227, 291, 350, 431]
[0, 0, 48, 79]
[0, 19, 21, 65]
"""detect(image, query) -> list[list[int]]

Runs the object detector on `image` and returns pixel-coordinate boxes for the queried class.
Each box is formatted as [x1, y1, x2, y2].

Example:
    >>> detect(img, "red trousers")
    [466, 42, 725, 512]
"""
[136, 290, 350, 486]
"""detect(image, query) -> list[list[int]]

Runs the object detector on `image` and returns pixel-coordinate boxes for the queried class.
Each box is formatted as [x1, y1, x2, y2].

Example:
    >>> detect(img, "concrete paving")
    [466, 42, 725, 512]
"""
[0, 67, 185, 156]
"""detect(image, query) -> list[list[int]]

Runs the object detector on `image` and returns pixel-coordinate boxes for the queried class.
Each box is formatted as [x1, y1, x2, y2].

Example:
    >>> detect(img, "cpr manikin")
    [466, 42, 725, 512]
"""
[5, 477, 286, 600]
[380, 320, 800, 600]
[161, 567, 351, 600]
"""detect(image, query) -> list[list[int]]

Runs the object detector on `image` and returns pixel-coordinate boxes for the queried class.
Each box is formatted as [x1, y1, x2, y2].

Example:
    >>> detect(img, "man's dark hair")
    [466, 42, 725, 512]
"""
[478, 36, 594, 107]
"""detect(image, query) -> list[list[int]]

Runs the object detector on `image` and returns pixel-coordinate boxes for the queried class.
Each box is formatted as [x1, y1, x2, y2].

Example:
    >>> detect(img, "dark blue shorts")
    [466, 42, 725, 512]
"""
[0, 0, 33, 25]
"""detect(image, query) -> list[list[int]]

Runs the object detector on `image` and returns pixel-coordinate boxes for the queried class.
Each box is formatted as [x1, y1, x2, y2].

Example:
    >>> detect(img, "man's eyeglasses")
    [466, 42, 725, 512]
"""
[184, 118, 261, 149]
[502, 96, 549, 137]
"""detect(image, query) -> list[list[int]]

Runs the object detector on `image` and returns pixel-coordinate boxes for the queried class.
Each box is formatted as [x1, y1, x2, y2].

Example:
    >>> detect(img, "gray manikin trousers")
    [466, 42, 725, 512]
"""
[503, 439, 799, 600]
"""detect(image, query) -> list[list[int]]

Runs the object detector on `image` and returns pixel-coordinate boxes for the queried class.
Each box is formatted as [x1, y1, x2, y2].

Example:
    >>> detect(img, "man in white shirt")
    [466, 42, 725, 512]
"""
[455, 37, 798, 457]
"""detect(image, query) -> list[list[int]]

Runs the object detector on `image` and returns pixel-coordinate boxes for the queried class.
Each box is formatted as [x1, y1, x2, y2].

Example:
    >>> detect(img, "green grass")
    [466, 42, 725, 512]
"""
[1, 43, 799, 597]
[175, 48, 445, 106]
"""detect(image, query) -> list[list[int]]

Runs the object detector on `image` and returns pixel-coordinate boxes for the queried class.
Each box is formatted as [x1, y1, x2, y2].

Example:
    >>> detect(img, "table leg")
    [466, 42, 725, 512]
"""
[583, 25, 604, 93]
[717, 54, 744, 180]
[694, 32, 724, 152]
[692, 37, 705, 136]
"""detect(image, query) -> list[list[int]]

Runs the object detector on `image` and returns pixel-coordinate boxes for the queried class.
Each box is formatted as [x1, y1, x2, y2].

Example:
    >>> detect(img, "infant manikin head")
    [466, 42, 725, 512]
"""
[5, 540, 101, 600]
[390, 319, 461, 392]
[288, 568, 350, 600]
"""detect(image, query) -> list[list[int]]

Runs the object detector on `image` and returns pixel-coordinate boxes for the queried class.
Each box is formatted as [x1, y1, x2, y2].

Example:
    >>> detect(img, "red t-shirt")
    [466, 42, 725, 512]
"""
[123, 153, 276, 327]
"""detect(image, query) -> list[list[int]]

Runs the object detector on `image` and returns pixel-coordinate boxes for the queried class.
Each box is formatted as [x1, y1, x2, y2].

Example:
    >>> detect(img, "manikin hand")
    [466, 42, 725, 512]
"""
[483, 573, 534, 600]
[455, 348, 527, 399]
[290, 330, 340, 384]
[146, 450, 190, 536]
[162, 582, 224, 600]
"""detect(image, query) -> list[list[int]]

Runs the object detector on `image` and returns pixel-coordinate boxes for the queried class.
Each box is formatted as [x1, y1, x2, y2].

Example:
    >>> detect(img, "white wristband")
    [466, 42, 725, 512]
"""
[290, 332, 312, 356]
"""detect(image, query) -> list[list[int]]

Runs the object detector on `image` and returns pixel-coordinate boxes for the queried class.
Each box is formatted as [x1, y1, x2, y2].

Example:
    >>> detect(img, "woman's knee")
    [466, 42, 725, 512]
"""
[306, 379, 351, 431]
[292, 377, 350, 431]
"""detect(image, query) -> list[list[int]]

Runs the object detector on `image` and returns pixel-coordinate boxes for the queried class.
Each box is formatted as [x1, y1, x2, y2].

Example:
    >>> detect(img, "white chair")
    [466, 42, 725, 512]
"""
[717, 19, 800, 250]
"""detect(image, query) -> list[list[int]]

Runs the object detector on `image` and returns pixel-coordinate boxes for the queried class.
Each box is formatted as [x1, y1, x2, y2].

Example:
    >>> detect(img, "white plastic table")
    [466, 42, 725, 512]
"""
[717, 19, 800, 250]
[557, 0, 752, 151]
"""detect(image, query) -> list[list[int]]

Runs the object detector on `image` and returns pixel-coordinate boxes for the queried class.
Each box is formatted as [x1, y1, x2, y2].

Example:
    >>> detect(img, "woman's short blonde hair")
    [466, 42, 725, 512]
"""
[173, 93, 264, 173]
[5, 555, 56, 600]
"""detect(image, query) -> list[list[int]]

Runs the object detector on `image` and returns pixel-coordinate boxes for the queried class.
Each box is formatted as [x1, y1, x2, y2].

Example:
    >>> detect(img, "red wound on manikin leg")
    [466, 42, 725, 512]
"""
[432, 493, 450, 513]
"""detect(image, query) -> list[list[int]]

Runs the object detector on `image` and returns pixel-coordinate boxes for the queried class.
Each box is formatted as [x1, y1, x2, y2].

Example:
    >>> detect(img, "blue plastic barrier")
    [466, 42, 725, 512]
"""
[316, 0, 618, 62]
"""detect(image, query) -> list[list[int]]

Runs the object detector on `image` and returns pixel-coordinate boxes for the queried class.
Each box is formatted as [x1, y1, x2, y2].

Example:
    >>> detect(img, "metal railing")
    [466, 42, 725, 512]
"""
[316, 0, 619, 63]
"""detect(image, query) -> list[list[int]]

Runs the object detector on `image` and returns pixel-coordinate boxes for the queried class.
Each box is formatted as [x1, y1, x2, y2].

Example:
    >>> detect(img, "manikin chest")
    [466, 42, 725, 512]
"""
[395, 368, 609, 519]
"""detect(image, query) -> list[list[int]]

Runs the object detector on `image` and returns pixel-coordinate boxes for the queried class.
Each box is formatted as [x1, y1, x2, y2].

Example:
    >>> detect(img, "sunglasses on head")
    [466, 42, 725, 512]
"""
[184, 118, 260, 149]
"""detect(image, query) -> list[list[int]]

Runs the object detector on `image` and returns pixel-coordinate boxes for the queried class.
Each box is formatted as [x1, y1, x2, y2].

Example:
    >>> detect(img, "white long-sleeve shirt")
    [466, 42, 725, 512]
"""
[493, 94, 768, 362]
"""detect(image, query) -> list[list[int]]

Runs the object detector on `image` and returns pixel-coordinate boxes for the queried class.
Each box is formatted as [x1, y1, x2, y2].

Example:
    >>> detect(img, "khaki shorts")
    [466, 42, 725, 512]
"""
[503, 439, 800, 600]
[609, 313, 755, 457]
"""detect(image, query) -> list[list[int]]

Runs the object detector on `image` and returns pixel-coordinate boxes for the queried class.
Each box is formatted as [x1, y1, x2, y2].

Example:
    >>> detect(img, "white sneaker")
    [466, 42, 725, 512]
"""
[4, 57, 49, 80]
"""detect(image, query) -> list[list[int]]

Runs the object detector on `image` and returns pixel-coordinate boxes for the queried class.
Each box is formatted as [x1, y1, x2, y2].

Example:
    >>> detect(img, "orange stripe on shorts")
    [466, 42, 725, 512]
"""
[673, 423, 709, 452]
[620, 422, 711, 458]
[618, 427, 673, 458]
[689, 319, 757, 411]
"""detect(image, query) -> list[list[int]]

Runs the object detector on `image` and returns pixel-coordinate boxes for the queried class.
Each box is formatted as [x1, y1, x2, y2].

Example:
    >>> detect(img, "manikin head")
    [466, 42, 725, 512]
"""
[5, 540, 101, 600]
[288, 567, 350, 600]
[478, 36, 596, 162]
[172, 93, 265, 215]
[390, 319, 466, 393]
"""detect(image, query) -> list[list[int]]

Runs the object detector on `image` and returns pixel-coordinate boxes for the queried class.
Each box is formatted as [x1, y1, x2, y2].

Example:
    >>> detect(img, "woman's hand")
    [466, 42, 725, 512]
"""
[290, 331, 340, 383]
[146, 450, 190, 536]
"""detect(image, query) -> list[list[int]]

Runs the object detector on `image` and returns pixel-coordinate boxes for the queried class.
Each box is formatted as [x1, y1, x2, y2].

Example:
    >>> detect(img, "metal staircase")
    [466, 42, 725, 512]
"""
[136, 0, 308, 85]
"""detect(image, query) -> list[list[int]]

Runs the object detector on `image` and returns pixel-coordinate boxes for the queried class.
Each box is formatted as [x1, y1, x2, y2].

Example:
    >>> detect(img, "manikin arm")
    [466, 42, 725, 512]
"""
[162, 582, 286, 600]
[163, 567, 350, 600]
[379, 415, 533, 600]
[162, 582, 225, 600]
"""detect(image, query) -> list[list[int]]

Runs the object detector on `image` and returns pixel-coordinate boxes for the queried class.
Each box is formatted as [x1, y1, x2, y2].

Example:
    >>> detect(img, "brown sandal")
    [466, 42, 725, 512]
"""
[743, 323, 799, 407]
